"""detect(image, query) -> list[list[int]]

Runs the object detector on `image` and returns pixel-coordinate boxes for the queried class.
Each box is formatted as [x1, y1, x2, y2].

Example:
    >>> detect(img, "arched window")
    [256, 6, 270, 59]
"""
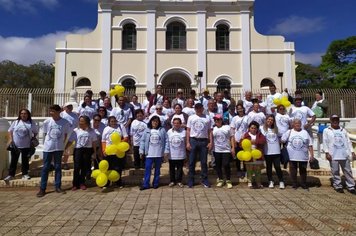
[216, 24, 229, 50]
[122, 23, 136, 50]
[121, 78, 136, 95]
[260, 78, 274, 88]
[76, 78, 91, 87]
[217, 79, 231, 92]
[166, 22, 186, 50]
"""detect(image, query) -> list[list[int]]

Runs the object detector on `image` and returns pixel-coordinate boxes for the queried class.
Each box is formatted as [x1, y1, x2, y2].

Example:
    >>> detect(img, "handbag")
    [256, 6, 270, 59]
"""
[31, 137, 39, 147]
[7, 142, 20, 153]
[309, 158, 320, 170]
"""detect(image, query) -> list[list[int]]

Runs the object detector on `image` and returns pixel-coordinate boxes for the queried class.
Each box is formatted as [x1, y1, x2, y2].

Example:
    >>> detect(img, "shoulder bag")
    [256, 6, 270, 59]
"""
[280, 130, 291, 169]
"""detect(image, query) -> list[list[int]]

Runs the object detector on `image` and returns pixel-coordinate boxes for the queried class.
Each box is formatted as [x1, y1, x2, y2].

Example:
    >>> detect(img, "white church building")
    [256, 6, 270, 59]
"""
[54, 0, 296, 95]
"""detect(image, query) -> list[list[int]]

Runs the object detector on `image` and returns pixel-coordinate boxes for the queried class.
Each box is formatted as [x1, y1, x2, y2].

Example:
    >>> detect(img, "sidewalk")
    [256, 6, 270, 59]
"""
[0, 184, 355, 235]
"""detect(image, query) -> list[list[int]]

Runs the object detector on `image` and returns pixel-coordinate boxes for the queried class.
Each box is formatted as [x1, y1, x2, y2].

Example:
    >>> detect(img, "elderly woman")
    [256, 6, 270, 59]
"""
[281, 119, 315, 190]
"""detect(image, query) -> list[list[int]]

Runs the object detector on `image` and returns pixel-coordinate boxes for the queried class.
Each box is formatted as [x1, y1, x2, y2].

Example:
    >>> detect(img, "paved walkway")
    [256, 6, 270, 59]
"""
[0, 185, 355, 236]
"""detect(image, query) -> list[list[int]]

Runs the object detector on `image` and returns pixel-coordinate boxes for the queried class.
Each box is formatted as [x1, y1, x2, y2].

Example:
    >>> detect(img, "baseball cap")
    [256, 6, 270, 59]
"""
[330, 114, 340, 121]
[177, 88, 183, 93]
[213, 114, 223, 120]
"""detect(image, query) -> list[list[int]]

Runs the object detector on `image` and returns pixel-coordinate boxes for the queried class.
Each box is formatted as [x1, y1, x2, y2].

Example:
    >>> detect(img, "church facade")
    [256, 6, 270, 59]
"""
[54, 0, 296, 95]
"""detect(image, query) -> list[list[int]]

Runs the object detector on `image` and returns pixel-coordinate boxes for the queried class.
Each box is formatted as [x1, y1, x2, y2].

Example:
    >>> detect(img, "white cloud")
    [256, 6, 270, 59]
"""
[268, 15, 326, 36]
[0, 29, 91, 65]
[296, 51, 323, 66]
[0, 0, 58, 13]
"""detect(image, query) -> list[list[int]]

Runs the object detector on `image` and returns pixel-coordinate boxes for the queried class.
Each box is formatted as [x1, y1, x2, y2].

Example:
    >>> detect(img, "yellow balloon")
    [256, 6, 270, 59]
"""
[242, 151, 252, 162]
[237, 151, 244, 161]
[281, 96, 288, 102]
[282, 100, 291, 108]
[91, 169, 101, 179]
[116, 151, 125, 158]
[96, 173, 108, 187]
[273, 98, 281, 106]
[105, 145, 118, 155]
[111, 132, 121, 145]
[107, 170, 120, 182]
[116, 85, 125, 94]
[251, 149, 262, 159]
[109, 89, 116, 97]
[117, 142, 130, 152]
[241, 139, 252, 151]
[99, 160, 109, 173]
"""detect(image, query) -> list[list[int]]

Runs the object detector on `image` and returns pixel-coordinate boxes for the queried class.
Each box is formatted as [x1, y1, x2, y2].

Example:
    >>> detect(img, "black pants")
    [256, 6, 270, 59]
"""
[235, 146, 246, 172]
[9, 148, 30, 176]
[214, 152, 231, 180]
[289, 161, 308, 188]
[265, 154, 284, 182]
[105, 154, 125, 186]
[169, 159, 184, 183]
[133, 146, 145, 168]
[73, 148, 93, 187]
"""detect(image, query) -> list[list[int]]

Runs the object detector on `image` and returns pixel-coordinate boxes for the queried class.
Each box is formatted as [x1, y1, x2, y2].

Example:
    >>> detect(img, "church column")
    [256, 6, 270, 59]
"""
[197, 10, 207, 90]
[54, 41, 66, 93]
[240, 4, 252, 91]
[100, 5, 112, 91]
[146, 9, 156, 91]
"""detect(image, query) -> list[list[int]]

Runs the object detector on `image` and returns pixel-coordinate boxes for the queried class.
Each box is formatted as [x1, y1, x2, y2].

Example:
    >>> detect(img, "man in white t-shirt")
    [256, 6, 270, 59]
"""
[265, 84, 281, 115]
[37, 105, 71, 197]
[186, 103, 213, 188]
[111, 96, 133, 131]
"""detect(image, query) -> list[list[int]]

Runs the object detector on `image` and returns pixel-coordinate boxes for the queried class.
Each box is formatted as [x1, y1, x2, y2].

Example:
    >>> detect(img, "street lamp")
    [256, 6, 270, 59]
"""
[197, 71, 203, 95]
[278, 72, 284, 92]
[154, 73, 159, 90]
[71, 71, 77, 90]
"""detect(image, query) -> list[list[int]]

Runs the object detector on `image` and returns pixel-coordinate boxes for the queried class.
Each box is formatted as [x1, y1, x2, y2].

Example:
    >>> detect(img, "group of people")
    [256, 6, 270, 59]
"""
[3, 85, 356, 196]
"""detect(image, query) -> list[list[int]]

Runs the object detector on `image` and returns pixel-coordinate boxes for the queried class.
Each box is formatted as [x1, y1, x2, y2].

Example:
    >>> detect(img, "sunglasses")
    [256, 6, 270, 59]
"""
[94, 119, 101, 122]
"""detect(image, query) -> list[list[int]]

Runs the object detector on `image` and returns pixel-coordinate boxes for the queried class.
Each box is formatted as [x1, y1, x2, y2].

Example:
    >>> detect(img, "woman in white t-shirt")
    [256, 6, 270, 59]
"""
[67, 116, 97, 190]
[130, 109, 147, 169]
[260, 115, 284, 189]
[5, 109, 39, 183]
[139, 116, 168, 190]
[212, 114, 235, 189]
[281, 119, 314, 190]
[275, 104, 290, 138]
[247, 102, 266, 126]
[165, 117, 186, 188]
[102, 116, 129, 188]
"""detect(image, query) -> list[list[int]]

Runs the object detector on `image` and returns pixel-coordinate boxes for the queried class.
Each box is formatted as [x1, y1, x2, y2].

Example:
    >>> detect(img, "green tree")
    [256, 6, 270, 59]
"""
[319, 36, 356, 88]
[0, 60, 54, 88]
[295, 62, 324, 88]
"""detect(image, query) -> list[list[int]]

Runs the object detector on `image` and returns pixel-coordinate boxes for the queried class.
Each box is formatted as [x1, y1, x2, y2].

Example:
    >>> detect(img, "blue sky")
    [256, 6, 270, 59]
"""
[0, 0, 355, 66]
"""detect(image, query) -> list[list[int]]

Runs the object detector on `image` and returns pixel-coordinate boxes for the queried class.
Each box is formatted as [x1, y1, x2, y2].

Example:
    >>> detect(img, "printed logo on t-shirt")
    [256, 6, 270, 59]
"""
[292, 110, 304, 121]
[266, 132, 278, 144]
[333, 132, 345, 149]
[171, 135, 182, 149]
[279, 116, 289, 127]
[150, 133, 161, 146]
[290, 135, 305, 150]
[215, 132, 227, 145]
[192, 120, 205, 132]
[77, 133, 90, 147]
[16, 125, 29, 139]
[48, 125, 62, 140]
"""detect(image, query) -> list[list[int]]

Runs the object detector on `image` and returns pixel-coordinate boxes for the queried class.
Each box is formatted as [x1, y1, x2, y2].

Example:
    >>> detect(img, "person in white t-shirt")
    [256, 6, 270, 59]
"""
[139, 116, 168, 190]
[230, 104, 248, 177]
[130, 109, 147, 169]
[186, 103, 213, 188]
[289, 95, 316, 130]
[247, 102, 266, 126]
[142, 90, 152, 116]
[162, 99, 174, 117]
[275, 104, 290, 138]
[323, 115, 356, 194]
[102, 116, 129, 188]
[67, 115, 97, 191]
[165, 118, 186, 188]
[77, 95, 97, 120]
[37, 105, 71, 197]
[265, 84, 281, 115]
[281, 119, 314, 190]
[91, 114, 104, 170]
[110, 96, 133, 133]
[212, 114, 235, 189]
[242, 91, 253, 114]
[260, 115, 284, 189]
[182, 98, 196, 116]
[130, 95, 142, 111]
[4, 109, 39, 184]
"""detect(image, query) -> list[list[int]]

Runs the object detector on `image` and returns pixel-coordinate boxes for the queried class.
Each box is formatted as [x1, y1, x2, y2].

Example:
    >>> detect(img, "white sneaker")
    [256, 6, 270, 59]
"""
[247, 182, 253, 188]
[22, 175, 31, 180]
[216, 179, 224, 187]
[168, 182, 175, 187]
[279, 182, 285, 189]
[268, 181, 274, 188]
[226, 180, 233, 189]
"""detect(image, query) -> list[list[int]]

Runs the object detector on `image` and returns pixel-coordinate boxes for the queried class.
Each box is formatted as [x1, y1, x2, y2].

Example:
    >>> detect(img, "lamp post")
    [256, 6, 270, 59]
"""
[278, 72, 284, 92]
[71, 71, 77, 90]
[154, 73, 159, 90]
[197, 71, 203, 95]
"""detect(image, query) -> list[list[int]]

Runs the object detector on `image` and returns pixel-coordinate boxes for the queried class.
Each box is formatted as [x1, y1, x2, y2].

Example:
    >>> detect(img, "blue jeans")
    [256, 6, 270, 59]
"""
[188, 138, 209, 181]
[143, 157, 162, 188]
[40, 151, 63, 190]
